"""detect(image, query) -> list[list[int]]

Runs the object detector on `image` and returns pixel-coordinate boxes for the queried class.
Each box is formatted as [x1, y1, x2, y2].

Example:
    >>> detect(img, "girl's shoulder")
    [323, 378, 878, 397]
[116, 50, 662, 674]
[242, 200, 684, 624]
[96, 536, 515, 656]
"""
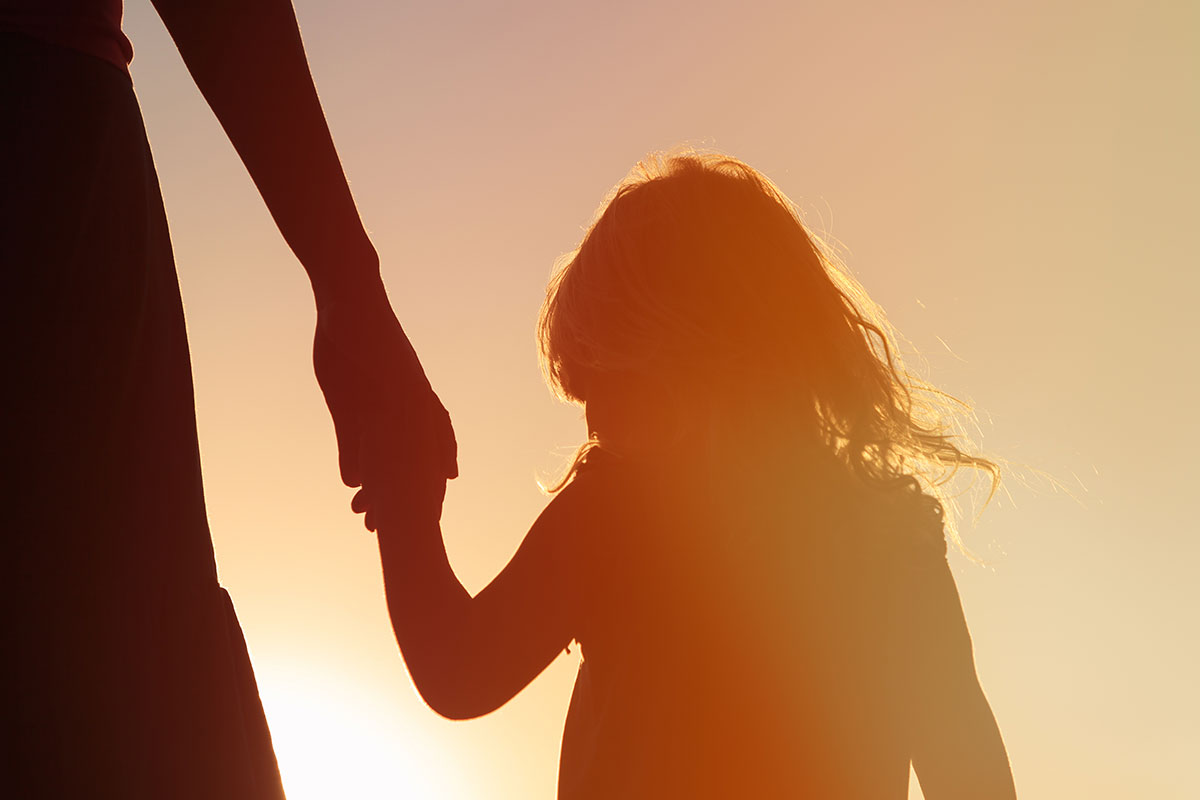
[766, 465, 948, 570]
[563, 446, 644, 500]
[538, 447, 630, 530]
[855, 481, 949, 570]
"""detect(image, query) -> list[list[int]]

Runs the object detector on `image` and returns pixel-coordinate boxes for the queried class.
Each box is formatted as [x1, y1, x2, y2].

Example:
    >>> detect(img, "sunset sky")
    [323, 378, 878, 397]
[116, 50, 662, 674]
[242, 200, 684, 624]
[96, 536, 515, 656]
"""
[122, 1, 1196, 797]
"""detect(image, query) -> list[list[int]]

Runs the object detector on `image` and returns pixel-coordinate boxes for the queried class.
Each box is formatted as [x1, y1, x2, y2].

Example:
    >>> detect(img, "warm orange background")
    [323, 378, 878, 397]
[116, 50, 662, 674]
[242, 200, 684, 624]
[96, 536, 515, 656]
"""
[123, 1, 1196, 797]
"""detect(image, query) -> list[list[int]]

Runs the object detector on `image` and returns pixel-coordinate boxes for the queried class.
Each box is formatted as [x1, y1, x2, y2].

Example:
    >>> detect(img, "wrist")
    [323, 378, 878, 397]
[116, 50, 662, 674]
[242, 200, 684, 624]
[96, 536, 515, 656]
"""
[309, 240, 383, 312]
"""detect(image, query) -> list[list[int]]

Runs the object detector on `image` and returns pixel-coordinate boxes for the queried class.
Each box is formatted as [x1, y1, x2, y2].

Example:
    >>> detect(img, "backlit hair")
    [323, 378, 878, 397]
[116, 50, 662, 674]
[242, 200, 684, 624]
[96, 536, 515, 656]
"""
[538, 150, 998, 547]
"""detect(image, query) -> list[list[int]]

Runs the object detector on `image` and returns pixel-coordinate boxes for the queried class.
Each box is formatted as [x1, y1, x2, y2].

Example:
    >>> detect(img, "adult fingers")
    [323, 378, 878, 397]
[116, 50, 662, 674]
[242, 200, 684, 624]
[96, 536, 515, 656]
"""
[428, 391, 459, 480]
[334, 412, 364, 488]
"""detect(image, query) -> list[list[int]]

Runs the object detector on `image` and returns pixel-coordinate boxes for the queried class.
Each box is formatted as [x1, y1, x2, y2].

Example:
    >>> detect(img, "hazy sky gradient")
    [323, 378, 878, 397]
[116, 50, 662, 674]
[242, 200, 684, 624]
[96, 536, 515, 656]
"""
[122, 1, 1197, 797]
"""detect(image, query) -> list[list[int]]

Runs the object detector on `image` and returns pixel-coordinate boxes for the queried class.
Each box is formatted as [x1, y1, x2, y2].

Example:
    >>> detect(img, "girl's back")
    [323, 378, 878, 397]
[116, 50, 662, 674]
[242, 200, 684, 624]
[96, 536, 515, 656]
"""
[557, 446, 955, 798]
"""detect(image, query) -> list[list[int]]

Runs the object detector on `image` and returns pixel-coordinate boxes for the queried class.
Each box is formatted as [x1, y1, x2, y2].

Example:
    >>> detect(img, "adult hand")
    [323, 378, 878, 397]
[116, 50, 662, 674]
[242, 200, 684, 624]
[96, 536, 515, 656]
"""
[350, 395, 449, 533]
[313, 281, 457, 489]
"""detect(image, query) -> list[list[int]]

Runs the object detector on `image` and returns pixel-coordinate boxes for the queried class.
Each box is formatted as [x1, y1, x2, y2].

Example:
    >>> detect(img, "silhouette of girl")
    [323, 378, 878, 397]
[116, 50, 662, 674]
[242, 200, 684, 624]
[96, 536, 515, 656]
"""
[356, 152, 1017, 798]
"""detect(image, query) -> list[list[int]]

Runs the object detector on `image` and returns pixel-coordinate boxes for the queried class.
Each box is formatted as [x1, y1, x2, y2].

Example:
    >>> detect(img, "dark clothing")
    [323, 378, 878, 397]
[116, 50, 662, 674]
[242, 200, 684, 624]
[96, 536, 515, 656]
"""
[0, 0, 132, 72]
[1, 33, 283, 799]
[553, 448, 959, 798]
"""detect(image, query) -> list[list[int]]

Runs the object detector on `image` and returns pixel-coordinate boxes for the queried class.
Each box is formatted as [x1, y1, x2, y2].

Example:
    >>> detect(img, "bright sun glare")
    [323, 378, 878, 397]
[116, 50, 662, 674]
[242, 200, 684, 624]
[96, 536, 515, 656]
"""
[259, 669, 469, 800]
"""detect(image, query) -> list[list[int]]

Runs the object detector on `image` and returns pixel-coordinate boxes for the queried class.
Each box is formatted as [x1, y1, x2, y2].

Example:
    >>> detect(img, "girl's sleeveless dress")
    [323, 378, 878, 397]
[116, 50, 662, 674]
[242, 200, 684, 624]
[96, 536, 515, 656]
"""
[556, 448, 955, 798]
[1, 17, 286, 799]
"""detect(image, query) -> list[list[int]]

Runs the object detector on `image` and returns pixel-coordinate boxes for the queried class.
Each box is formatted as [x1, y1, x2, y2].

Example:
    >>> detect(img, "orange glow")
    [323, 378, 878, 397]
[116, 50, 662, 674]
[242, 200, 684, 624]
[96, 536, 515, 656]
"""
[118, 1, 1198, 797]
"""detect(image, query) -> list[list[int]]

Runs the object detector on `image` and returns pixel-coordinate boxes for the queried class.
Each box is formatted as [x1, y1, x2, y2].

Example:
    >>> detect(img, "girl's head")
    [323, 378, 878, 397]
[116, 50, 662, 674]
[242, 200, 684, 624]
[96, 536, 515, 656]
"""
[539, 151, 996, 540]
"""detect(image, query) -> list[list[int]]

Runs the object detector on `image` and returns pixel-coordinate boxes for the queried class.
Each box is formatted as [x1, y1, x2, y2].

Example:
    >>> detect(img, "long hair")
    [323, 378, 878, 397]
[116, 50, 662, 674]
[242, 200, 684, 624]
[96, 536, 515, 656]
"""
[538, 150, 997, 548]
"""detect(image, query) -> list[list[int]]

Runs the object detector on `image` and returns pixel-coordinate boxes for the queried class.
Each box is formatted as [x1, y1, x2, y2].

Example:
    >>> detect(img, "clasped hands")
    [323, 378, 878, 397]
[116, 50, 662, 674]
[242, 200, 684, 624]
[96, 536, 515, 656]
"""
[313, 279, 455, 533]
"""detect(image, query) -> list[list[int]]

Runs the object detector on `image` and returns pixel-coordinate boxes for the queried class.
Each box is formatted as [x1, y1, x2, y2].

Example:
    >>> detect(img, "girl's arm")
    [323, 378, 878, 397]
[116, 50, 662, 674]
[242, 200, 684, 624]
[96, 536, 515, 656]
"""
[909, 552, 1017, 799]
[358, 419, 598, 720]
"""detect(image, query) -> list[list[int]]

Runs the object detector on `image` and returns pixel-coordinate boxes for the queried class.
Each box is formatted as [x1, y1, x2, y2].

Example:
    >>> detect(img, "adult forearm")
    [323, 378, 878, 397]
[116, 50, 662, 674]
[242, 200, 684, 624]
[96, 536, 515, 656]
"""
[152, 0, 378, 300]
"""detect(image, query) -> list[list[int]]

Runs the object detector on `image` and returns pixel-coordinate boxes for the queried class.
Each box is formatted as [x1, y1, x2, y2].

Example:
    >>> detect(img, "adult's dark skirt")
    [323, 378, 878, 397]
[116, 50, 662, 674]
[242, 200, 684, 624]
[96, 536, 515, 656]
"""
[0, 32, 286, 800]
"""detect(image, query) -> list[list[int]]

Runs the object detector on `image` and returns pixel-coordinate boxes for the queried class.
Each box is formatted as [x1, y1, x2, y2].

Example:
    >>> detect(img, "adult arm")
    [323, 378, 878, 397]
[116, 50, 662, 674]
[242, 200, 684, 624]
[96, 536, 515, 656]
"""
[150, 0, 456, 484]
[150, 0, 375, 296]
[909, 551, 1017, 799]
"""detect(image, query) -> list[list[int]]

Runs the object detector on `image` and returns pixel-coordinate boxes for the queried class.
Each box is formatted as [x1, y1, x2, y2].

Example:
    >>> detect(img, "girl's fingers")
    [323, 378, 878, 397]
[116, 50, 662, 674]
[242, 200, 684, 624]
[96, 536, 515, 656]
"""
[353, 489, 381, 532]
